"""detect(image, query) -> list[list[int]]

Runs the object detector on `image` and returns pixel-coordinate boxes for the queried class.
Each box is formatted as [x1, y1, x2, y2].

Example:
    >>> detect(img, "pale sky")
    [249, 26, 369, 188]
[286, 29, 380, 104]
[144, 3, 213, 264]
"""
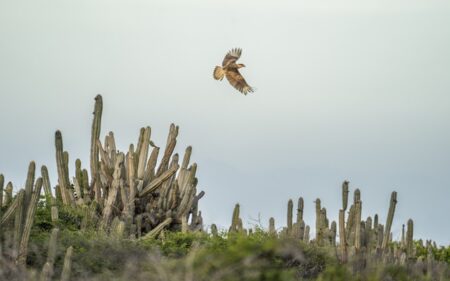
[0, 0, 449, 244]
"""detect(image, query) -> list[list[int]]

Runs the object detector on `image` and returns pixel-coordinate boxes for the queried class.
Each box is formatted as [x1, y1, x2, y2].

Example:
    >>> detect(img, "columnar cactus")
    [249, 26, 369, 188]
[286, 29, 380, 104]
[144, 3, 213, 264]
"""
[401, 224, 405, 247]
[346, 205, 355, 245]
[90, 95, 103, 192]
[47, 228, 59, 268]
[296, 220, 304, 240]
[287, 199, 293, 234]
[406, 219, 414, 258]
[315, 199, 321, 242]
[41, 166, 53, 206]
[365, 216, 373, 249]
[374, 214, 378, 229]
[55, 131, 72, 206]
[13, 190, 25, 258]
[211, 224, 218, 236]
[330, 221, 337, 246]
[24, 161, 35, 209]
[60, 246, 74, 281]
[0, 189, 23, 225]
[0, 174, 4, 209]
[17, 178, 43, 265]
[382, 191, 397, 250]
[4, 182, 13, 206]
[297, 197, 304, 224]
[101, 153, 125, 229]
[41, 166, 59, 223]
[342, 181, 349, 211]
[354, 188, 361, 204]
[355, 201, 362, 250]
[304, 225, 310, 242]
[40, 228, 59, 281]
[339, 210, 347, 263]
[137, 127, 151, 180]
[269, 217, 276, 235]
[230, 203, 240, 232]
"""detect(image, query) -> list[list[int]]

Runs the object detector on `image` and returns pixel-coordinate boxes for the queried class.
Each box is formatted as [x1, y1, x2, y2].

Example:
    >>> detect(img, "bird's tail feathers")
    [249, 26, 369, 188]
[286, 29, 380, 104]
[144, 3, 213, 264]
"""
[213, 66, 225, 81]
[242, 86, 255, 95]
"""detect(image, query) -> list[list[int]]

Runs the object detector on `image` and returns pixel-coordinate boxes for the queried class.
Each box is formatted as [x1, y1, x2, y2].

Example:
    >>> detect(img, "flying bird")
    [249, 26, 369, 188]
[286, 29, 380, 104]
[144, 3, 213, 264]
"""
[213, 48, 254, 95]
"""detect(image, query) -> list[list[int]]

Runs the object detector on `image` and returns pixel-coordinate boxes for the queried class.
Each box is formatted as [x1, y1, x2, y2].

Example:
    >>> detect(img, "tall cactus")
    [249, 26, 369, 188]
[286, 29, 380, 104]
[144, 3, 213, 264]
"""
[382, 191, 397, 250]
[40, 228, 59, 281]
[406, 219, 414, 258]
[315, 198, 321, 242]
[211, 224, 218, 237]
[17, 178, 43, 265]
[339, 210, 347, 263]
[299, 220, 305, 240]
[24, 161, 36, 208]
[342, 181, 349, 211]
[60, 246, 74, 281]
[330, 221, 337, 246]
[4, 181, 13, 205]
[0, 174, 4, 209]
[401, 224, 405, 247]
[101, 153, 125, 229]
[354, 188, 361, 204]
[55, 131, 72, 206]
[13, 190, 25, 258]
[296, 197, 304, 224]
[269, 217, 276, 235]
[230, 203, 240, 232]
[355, 201, 362, 250]
[137, 127, 151, 180]
[374, 214, 379, 229]
[90, 95, 103, 202]
[304, 225, 310, 242]
[287, 199, 293, 234]
[0, 189, 23, 226]
[41, 166, 53, 206]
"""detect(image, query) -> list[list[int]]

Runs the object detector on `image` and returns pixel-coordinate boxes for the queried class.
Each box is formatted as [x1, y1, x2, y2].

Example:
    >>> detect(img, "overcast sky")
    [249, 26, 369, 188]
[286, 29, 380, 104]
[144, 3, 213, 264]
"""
[0, 0, 449, 244]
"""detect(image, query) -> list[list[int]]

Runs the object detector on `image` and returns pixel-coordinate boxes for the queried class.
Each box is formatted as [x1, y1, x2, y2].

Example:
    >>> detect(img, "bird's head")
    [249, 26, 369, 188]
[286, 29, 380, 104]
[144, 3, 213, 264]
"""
[237, 63, 246, 68]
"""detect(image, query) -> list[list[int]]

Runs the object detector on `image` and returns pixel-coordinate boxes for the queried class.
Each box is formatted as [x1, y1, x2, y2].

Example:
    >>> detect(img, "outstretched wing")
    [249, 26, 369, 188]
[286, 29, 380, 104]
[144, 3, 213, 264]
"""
[222, 48, 242, 67]
[225, 68, 254, 95]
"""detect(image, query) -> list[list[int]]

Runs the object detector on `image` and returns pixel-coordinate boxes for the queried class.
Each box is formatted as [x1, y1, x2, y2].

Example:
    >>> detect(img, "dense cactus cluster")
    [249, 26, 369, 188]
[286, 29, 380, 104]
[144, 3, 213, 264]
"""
[227, 182, 447, 277]
[51, 95, 204, 237]
[0, 95, 204, 275]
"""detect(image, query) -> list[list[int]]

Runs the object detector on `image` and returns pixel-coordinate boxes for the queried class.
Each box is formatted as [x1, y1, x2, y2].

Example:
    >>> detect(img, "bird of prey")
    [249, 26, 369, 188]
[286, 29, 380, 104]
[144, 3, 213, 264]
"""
[213, 48, 254, 95]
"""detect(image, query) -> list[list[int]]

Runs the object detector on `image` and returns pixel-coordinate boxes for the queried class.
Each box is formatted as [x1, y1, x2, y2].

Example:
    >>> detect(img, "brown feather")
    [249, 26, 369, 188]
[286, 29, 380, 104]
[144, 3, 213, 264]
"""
[222, 48, 242, 67]
[225, 68, 254, 95]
